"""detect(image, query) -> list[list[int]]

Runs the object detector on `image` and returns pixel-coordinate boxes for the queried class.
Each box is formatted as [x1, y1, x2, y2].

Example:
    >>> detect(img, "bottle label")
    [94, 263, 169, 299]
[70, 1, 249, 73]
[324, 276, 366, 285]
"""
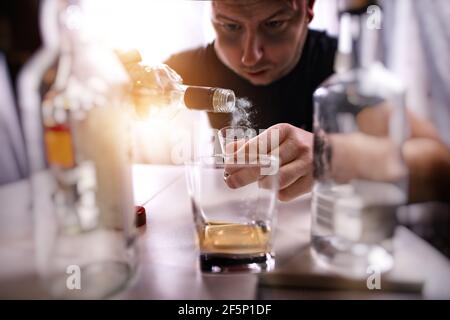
[44, 124, 75, 168]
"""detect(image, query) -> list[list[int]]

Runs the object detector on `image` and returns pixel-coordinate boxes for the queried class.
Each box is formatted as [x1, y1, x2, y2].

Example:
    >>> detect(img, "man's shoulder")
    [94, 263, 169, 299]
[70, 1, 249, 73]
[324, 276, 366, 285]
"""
[165, 43, 214, 83]
[165, 45, 209, 66]
[306, 29, 338, 55]
[297, 29, 337, 87]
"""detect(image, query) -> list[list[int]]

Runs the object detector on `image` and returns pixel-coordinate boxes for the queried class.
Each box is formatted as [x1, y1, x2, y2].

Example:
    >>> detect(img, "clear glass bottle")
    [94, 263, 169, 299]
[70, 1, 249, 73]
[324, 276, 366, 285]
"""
[18, 0, 60, 174]
[20, 0, 137, 298]
[116, 49, 236, 118]
[311, 1, 408, 276]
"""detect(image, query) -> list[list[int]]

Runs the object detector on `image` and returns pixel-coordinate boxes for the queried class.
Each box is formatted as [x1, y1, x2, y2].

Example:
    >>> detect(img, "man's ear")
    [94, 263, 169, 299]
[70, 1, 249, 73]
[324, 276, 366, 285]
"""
[306, 0, 315, 23]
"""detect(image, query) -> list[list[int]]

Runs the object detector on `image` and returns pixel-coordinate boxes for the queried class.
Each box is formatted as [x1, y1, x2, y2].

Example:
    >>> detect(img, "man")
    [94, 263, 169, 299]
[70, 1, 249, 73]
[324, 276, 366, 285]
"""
[165, 0, 449, 204]
[166, 0, 333, 201]
[166, 0, 334, 131]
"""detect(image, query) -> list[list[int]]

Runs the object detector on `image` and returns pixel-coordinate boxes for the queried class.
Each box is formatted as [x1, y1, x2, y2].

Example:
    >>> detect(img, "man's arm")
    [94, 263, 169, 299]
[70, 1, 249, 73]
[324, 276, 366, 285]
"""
[404, 112, 450, 203]
[224, 110, 450, 204]
[330, 110, 450, 203]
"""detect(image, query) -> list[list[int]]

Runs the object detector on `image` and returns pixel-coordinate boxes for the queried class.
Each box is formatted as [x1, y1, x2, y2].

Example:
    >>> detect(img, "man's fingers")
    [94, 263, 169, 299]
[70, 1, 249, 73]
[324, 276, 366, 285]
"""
[239, 124, 301, 165]
[277, 173, 314, 202]
[259, 158, 308, 190]
[225, 152, 307, 191]
[223, 124, 314, 194]
[223, 139, 246, 155]
[230, 123, 289, 157]
[224, 136, 298, 178]
[224, 166, 260, 189]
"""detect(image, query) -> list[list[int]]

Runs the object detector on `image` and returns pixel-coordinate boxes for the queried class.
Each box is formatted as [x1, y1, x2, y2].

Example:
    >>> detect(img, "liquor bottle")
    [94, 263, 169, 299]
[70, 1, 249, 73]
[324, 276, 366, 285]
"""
[116, 49, 236, 118]
[19, 0, 137, 298]
[311, 0, 408, 276]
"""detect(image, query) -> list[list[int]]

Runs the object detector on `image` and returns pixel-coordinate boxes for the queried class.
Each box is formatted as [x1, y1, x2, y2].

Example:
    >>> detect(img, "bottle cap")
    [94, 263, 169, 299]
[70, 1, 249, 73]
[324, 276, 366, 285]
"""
[135, 206, 147, 227]
[184, 86, 235, 113]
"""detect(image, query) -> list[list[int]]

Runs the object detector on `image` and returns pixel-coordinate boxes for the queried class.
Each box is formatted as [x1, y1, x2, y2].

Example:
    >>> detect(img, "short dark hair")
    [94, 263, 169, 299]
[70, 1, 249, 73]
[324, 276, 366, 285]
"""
[211, 0, 309, 9]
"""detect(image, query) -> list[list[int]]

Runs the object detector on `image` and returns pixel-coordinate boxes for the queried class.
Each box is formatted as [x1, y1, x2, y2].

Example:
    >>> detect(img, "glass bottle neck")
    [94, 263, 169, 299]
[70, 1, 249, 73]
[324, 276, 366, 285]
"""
[57, 0, 91, 52]
[52, 0, 87, 89]
[335, 12, 381, 73]
[52, 0, 127, 87]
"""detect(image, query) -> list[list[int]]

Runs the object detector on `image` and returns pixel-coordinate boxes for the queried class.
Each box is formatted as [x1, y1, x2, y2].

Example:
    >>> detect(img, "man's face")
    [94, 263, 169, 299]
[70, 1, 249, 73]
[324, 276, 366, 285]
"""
[212, 0, 313, 86]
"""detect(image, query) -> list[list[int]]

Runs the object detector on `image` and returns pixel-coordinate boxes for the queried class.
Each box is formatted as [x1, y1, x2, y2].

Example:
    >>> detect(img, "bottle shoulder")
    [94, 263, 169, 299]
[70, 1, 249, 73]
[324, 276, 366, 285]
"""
[315, 63, 405, 99]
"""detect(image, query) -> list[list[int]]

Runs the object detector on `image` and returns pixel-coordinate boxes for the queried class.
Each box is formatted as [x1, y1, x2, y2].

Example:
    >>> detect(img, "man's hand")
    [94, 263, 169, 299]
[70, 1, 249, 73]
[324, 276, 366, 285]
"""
[116, 49, 183, 91]
[116, 49, 184, 116]
[224, 123, 314, 201]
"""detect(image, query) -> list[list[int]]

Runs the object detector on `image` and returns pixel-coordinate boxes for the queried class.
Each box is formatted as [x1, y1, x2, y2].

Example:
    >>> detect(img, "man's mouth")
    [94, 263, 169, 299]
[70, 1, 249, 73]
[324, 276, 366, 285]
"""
[245, 69, 269, 77]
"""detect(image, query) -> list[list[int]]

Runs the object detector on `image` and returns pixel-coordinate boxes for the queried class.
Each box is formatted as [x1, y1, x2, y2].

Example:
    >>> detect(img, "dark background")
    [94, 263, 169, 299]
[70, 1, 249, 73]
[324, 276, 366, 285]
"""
[0, 0, 40, 96]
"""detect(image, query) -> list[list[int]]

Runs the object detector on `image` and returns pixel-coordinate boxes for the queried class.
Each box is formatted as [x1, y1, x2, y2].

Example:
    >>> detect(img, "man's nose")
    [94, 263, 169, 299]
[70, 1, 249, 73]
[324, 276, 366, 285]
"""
[241, 32, 263, 67]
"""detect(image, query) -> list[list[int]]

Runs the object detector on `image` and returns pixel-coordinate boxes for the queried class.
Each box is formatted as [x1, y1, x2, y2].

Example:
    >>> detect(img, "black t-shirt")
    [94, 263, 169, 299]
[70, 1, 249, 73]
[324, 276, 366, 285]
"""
[165, 29, 337, 132]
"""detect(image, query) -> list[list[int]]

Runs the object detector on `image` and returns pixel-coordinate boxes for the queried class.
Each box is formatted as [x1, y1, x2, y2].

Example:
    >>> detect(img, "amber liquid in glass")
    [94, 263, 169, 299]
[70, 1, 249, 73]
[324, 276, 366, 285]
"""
[198, 221, 274, 272]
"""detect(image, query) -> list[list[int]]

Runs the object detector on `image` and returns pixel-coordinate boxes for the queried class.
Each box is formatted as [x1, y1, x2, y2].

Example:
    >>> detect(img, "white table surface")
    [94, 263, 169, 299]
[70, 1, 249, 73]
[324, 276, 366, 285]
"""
[0, 165, 449, 299]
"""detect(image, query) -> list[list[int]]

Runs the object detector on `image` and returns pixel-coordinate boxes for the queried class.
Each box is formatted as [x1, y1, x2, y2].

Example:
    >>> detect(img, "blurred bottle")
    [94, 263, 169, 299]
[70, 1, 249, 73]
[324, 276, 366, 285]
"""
[311, 0, 408, 276]
[19, 0, 137, 298]
[18, 0, 60, 173]
[116, 49, 236, 118]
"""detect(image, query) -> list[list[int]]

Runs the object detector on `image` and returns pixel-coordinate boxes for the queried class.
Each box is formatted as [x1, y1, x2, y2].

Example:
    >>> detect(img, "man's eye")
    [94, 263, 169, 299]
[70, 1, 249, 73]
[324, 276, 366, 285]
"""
[222, 23, 242, 32]
[264, 20, 286, 30]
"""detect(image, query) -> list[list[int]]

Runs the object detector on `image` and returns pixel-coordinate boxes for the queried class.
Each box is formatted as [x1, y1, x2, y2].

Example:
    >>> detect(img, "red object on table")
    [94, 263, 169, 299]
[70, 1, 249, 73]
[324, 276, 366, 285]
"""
[135, 206, 147, 227]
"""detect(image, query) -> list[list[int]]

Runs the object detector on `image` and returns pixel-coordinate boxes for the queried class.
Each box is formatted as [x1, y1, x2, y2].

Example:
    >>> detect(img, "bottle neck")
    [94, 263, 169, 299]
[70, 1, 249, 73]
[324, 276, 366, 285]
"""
[51, 0, 86, 89]
[183, 86, 236, 113]
[53, 0, 127, 87]
[335, 10, 381, 73]
[57, 0, 94, 52]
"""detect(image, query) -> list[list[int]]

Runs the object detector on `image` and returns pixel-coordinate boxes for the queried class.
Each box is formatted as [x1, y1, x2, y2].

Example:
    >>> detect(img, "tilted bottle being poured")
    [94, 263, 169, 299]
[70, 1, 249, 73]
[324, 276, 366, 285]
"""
[116, 49, 236, 117]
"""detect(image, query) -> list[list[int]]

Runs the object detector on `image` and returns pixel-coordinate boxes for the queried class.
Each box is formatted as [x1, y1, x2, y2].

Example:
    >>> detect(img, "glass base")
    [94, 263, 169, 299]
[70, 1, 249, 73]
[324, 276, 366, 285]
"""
[311, 235, 393, 277]
[200, 253, 275, 273]
[47, 261, 135, 299]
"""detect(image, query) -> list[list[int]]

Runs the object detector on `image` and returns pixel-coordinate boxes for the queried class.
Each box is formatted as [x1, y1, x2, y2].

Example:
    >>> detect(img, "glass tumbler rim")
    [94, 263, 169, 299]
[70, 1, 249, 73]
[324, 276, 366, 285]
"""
[184, 153, 279, 169]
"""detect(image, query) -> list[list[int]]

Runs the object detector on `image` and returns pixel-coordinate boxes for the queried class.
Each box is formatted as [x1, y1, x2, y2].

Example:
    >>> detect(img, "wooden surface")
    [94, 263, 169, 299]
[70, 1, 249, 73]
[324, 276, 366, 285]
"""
[0, 165, 449, 299]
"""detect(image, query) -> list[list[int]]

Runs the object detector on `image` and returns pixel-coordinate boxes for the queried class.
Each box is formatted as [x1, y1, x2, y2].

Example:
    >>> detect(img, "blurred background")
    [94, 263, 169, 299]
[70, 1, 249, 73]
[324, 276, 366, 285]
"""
[1, 0, 449, 257]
